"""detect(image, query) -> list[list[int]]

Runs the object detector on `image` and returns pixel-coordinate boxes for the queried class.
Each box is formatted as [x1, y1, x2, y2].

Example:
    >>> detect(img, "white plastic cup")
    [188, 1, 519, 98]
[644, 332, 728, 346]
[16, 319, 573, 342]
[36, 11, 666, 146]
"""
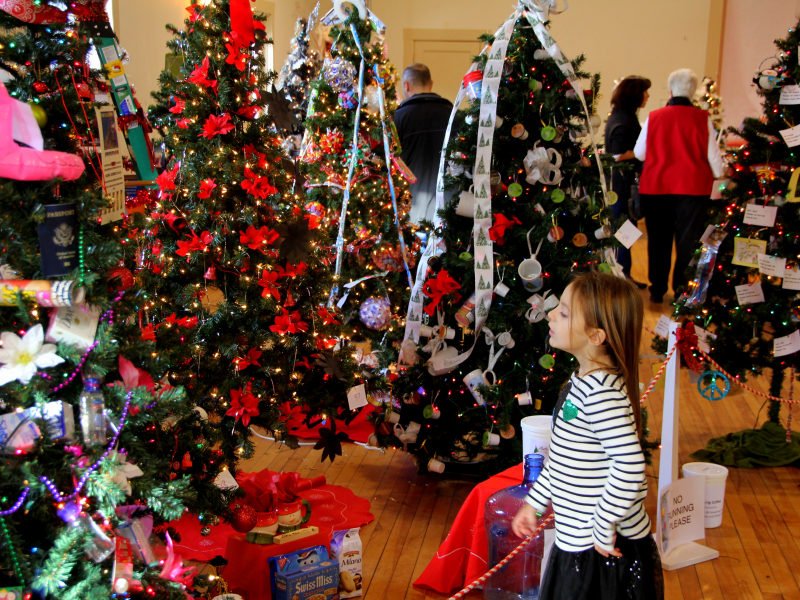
[419, 324, 435, 338]
[428, 458, 445, 473]
[594, 225, 611, 239]
[463, 368, 489, 406]
[494, 281, 510, 297]
[521, 415, 552, 463]
[456, 186, 475, 217]
[517, 392, 533, 406]
[682, 462, 729, 528]
[386, 411, 401, 424]
[483, 431, 501, 446]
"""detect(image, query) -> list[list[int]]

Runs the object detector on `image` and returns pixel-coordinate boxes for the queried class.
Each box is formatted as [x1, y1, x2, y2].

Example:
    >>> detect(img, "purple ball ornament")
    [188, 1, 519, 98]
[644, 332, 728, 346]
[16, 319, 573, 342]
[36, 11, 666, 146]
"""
[324, 57, 357, 93]
[338, 90, 358, 110]
[359, 296, 392, 331]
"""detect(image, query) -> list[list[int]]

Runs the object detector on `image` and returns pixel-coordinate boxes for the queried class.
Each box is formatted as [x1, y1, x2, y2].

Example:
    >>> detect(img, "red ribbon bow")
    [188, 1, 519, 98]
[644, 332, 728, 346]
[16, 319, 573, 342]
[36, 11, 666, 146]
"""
[422, 269, 462, 317]
[676, 321, 704, 374]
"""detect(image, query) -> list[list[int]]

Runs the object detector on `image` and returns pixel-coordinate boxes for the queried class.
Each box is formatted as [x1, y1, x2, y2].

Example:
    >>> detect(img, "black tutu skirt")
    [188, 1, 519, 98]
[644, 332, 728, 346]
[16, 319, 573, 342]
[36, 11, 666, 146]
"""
[539, 534, 664, 600]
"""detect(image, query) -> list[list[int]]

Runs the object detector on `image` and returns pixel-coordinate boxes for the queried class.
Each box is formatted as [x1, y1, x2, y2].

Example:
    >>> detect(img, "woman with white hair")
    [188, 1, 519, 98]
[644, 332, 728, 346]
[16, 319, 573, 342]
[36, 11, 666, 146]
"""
[633, 68, 724, 303]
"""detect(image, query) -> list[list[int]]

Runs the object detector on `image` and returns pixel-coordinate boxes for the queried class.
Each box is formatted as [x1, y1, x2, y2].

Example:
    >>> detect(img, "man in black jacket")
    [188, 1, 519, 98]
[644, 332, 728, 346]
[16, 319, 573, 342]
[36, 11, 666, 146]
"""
[394, 63, 454, 225]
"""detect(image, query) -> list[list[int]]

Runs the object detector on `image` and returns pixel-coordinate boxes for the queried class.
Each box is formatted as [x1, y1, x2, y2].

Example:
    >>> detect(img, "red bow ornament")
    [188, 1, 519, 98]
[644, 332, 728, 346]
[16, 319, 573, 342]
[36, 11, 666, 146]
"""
[489, 213, 521, 246]
[422, 269, 461, 317]
[675, 321, 704, 374]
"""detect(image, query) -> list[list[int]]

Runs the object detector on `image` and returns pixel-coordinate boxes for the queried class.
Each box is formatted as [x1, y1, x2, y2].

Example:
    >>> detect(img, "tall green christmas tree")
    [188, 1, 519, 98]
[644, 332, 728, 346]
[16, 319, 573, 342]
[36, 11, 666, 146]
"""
[137, 0, 359, 467]
[299, 5, 419, 382]
[0, 5, 230, 598]
[662, 21, 800, 466]
[378, 4, 650, 473]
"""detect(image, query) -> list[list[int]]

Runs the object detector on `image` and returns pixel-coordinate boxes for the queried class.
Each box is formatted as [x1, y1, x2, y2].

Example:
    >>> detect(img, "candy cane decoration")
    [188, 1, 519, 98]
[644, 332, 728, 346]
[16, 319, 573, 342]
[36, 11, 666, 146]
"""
[448, 513, 555, 600]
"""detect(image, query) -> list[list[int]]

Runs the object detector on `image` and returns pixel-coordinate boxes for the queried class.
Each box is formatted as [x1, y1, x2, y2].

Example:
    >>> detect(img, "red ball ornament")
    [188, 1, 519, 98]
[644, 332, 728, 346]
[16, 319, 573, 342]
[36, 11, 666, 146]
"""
[32, 81, 49, 94]
[107, 267, 135, 291]
[230, 503, 257, 533]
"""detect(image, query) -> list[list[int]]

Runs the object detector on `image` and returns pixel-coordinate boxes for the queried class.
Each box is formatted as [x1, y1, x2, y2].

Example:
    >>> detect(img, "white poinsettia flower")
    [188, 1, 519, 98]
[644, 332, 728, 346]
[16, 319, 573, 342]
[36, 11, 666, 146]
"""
[0, 324, 64, 387]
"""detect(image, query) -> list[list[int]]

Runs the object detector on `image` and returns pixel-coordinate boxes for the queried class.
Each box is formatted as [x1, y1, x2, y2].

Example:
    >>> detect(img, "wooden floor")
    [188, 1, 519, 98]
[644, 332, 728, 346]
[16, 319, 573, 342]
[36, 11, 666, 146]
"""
[239, 222, 800, 600]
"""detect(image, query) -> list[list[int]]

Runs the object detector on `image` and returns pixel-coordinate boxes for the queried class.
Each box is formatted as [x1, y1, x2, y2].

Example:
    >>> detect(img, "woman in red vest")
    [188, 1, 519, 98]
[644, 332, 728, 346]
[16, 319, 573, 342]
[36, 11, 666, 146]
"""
[633, 69, 724, 303]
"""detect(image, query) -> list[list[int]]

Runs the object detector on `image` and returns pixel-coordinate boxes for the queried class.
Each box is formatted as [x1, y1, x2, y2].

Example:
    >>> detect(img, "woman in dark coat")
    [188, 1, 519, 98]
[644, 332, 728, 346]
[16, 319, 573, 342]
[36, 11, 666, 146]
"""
[604, 76, 651, 288]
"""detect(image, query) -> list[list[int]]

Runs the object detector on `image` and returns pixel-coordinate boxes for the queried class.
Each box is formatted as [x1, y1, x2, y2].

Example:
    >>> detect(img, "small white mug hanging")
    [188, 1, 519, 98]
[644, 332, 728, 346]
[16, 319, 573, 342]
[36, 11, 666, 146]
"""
[386, 411, 401, 424]
[588, 114, 602, 131]
[512, 124, 529, 140]
[456, 185, 475, 217]
[463, 368, 491, 406]
[334, 0, 367, 20]
[519, 228, 544, 289]
[594, 223, 612, 239]
[367, 433, 380, 447]
[497, 331, 515, 349]
[494, 281, 510, 297]
[423, 405, 441, 419]
[428, 458, 446, 473]
[529, 79, 543, 92]
[483, 431, 501, 446]
[547, 226, 564, 243]
[495, 116, 504, 129]
[533, 49, 549, 60]
[517, 391, 533, 406]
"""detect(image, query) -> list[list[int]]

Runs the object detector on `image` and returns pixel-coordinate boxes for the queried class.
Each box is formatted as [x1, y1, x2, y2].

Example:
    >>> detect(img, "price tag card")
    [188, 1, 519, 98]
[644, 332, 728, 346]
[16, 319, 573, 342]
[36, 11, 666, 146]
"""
[347, 383, 368, 410]
[735, 282, 765, 305]
[780, 84, 800, 104]
[757, 253, 787, 277]
[775, 330, 800, 357]
[695, 326, 717, 353]
[784, 266, 800, 290]
[779, 124, 800, 147]
[614, 219, 643, 249]
[743, 204, 778, 227]
[654, 315, 674, 338]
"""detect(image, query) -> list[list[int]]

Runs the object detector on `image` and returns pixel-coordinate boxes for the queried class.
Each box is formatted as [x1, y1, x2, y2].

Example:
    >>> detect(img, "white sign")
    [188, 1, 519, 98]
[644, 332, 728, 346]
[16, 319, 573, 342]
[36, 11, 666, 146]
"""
[784, 266, 800, 290]
[779, 124, 800, 147]
[775, 330, 800, 357]
[743, 204, 777, 227]
[614, 219, 643, 249]
[347, 384, 368, 410]
[695, 326, 717, 354]
[656, 476, 706, 559]
[780, 84, 800, 105]
[735, 282, 765, 305]
[213, 470, 239, 490]
[654, 315, 674, 339]
[757, 253, 787, 277]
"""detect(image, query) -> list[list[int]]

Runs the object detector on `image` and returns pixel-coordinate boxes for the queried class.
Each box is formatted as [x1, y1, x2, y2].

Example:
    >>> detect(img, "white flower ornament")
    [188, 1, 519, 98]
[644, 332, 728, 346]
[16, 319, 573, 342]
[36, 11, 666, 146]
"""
[0, 324, 64, 386]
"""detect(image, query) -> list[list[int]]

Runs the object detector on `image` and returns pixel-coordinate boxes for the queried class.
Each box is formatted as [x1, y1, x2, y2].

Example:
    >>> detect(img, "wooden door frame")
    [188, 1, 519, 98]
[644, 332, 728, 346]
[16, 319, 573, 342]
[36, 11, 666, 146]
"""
[402, 28, 490, 73]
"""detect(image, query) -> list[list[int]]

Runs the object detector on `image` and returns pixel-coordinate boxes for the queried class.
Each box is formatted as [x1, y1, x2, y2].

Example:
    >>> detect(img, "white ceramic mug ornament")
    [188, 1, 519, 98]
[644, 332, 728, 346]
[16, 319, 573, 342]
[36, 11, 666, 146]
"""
[483, 431, 501, 446]
[423, 405, 441, 419]
[428, 458, 446, 473]
[463, 368, 491, 405]
[494, 281, 510, 297]
[518, 228, 544, 289]
[456, 185, 475, 217]
[386, 411, 401, 424]
[594, 223, 612, 239]
[533, 49, 549, 60]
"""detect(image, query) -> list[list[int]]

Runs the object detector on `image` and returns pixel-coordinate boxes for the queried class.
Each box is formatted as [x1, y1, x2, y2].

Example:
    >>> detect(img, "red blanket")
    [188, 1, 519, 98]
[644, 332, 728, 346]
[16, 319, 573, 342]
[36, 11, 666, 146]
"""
[413, 463, 524, 594]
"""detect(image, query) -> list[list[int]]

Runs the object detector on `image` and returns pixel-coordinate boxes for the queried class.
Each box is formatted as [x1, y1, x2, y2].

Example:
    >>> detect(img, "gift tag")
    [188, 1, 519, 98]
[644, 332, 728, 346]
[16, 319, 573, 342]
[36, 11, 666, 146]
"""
[735, 282, 765, 305]
[775, 330, 800, 357]
[756, 253, 787, 277]
[743, 204, 777, 227]
[347, 383, 368, 410]
[780, 84, 800, 104]
[614, 219, 643, 249]
[779, 124, 800, 147]
[784, 266, 800, 290]
[654, 315, 674, 338]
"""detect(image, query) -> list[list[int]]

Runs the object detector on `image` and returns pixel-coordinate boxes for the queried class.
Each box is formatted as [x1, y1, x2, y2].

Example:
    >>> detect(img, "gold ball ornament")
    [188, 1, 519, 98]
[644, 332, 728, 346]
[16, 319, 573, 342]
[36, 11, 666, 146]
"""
[28, 102, 47, 128]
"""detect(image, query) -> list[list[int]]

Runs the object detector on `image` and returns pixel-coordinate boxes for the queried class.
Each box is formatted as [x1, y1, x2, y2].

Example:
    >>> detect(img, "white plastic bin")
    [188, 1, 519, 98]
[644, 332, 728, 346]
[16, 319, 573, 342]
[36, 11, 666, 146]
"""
[520, 415, 552, 463]
[681, 462, 729, 528]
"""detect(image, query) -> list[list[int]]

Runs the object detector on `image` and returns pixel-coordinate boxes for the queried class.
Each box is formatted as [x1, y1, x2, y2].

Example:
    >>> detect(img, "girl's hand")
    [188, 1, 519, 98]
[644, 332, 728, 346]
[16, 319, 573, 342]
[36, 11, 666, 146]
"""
[511, 503, 538, 538]
[594, 536, 623, 558]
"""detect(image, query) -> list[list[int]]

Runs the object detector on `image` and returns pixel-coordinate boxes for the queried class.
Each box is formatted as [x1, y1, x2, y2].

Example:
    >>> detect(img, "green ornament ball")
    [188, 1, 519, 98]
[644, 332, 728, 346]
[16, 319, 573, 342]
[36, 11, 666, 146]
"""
[28, 102, 47, 128]
[540, 126, 556, 141]
[551, 189, 565, 203]
[598, 262, 612, 274]
[539, 354, 555, 369]
[459, 251, 473, 260]
[508, 182, 523, 198]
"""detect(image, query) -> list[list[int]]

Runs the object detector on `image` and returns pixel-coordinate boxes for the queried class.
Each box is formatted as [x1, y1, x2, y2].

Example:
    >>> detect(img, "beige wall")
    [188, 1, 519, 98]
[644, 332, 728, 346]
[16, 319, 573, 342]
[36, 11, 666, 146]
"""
[374, 0, 719, 127]
[115, 0, 318, 109]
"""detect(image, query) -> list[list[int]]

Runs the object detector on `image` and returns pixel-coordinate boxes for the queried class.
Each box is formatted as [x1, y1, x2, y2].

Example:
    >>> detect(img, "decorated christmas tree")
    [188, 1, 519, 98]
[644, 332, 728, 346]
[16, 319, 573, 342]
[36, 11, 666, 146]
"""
[376, 3, 647, 473]
[0, 5, 230, 598]
[661, 22, 800, 466]
[299, 3, 419, 382]
[137, 0, 359, 468]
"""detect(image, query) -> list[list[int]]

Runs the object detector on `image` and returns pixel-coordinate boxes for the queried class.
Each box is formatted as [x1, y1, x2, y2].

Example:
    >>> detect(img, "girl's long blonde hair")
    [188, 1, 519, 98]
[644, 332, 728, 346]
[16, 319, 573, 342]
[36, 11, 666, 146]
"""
[570, 271, 644, 437]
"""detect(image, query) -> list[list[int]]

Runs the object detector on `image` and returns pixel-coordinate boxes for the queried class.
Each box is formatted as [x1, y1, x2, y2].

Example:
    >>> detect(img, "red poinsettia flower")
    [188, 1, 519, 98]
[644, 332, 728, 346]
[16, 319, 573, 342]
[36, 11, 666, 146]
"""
[177, 316, 198, 328]
[241, 166, 278, 199]
[225, 32, 249, 71]
[315, 337, 338, 351]
[176, 118, 192, 129]
[269, 308, 309, 335]
[187, 56, 212, 86]
[199, 113, 234, 140]
[117, 356, 155, 392]
[176, 230, 212, 259]
[233, 348, 263, 371]
[197, 178, 217, 199]
[488, 213, 522, 246]
[243, 144, 269, 169]
[141, 323, 156, 342]
[225, 388, 260, 427]
[186, 3, 201, 22]
[239, 224, 278, 250]
[156, 164, 179, 193]
[295, 357, 313, 370]
[169, 99, 185, 114]
[284, 261, 308, 278]
[165, 313, 178, 326]
[236, 105, 260, 120]
[317, 306, 341, 326]
[258, 269, 282, 300]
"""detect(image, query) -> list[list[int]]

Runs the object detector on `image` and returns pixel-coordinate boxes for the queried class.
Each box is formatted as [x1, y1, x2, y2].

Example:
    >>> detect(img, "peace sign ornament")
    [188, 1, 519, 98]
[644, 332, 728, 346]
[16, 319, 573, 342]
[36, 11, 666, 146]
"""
[697, 370, 730, 401]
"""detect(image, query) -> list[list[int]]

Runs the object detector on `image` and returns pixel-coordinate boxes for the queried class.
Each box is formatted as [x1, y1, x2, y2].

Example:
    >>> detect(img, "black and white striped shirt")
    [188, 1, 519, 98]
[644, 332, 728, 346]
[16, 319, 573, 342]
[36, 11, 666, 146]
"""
[525, 371, 651, 552]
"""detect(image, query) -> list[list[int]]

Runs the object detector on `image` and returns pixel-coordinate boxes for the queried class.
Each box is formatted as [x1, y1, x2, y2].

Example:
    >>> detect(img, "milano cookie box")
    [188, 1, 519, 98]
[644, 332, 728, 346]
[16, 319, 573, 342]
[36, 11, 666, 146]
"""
[269, 545, 340, 600]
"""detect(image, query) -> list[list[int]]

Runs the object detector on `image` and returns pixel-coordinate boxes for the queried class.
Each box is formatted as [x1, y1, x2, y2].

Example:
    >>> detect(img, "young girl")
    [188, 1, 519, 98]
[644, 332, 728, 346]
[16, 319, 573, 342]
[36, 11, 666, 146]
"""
[511, 271, 663, 600]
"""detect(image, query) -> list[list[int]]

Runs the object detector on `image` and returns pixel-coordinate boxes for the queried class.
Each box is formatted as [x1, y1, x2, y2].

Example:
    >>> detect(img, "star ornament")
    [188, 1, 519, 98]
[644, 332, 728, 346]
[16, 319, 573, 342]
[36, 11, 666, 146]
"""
[199, 113, 234, 139]
[0, 324, 64, 386]
[226, 388, 260, 427]
[313, 419, 351, 463]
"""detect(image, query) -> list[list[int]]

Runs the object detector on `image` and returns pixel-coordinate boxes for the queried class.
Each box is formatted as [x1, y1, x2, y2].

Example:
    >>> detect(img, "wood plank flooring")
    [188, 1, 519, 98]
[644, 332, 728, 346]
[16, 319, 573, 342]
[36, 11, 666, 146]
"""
[238, 222, 800, 599]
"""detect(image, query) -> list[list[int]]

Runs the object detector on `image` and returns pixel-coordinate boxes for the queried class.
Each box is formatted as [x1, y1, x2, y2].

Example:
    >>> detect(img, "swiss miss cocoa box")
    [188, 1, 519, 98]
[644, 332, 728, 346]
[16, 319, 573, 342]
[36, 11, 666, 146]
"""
[330, 529, 363, 598]
[269, 545, 339, 600]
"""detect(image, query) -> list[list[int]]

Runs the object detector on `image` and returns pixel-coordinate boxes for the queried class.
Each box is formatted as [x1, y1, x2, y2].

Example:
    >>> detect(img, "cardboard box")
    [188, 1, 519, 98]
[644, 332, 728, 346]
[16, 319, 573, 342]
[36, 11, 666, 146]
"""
[269, 545, 340, 600]
[0, 410, 41, 454]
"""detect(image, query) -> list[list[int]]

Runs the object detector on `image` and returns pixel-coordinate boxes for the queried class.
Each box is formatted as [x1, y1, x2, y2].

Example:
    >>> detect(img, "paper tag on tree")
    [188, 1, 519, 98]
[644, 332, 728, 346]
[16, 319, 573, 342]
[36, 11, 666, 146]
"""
[654, 315, 674, 338]
[46, 304, 101, 350]
[775, 330, 800, 357]
[735, 283, 765, 305]
[347, 384, 368, 410]
[780, 84, 800, 104]
[695, 326, 717, 354]
[757, 253, 787, 277]
[213, 469, 239, 490]
[613, 220, 643, 249]
[743, 204, 777, 227]
[784, 266, 800, 290]
[779, 124, 800, 147]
